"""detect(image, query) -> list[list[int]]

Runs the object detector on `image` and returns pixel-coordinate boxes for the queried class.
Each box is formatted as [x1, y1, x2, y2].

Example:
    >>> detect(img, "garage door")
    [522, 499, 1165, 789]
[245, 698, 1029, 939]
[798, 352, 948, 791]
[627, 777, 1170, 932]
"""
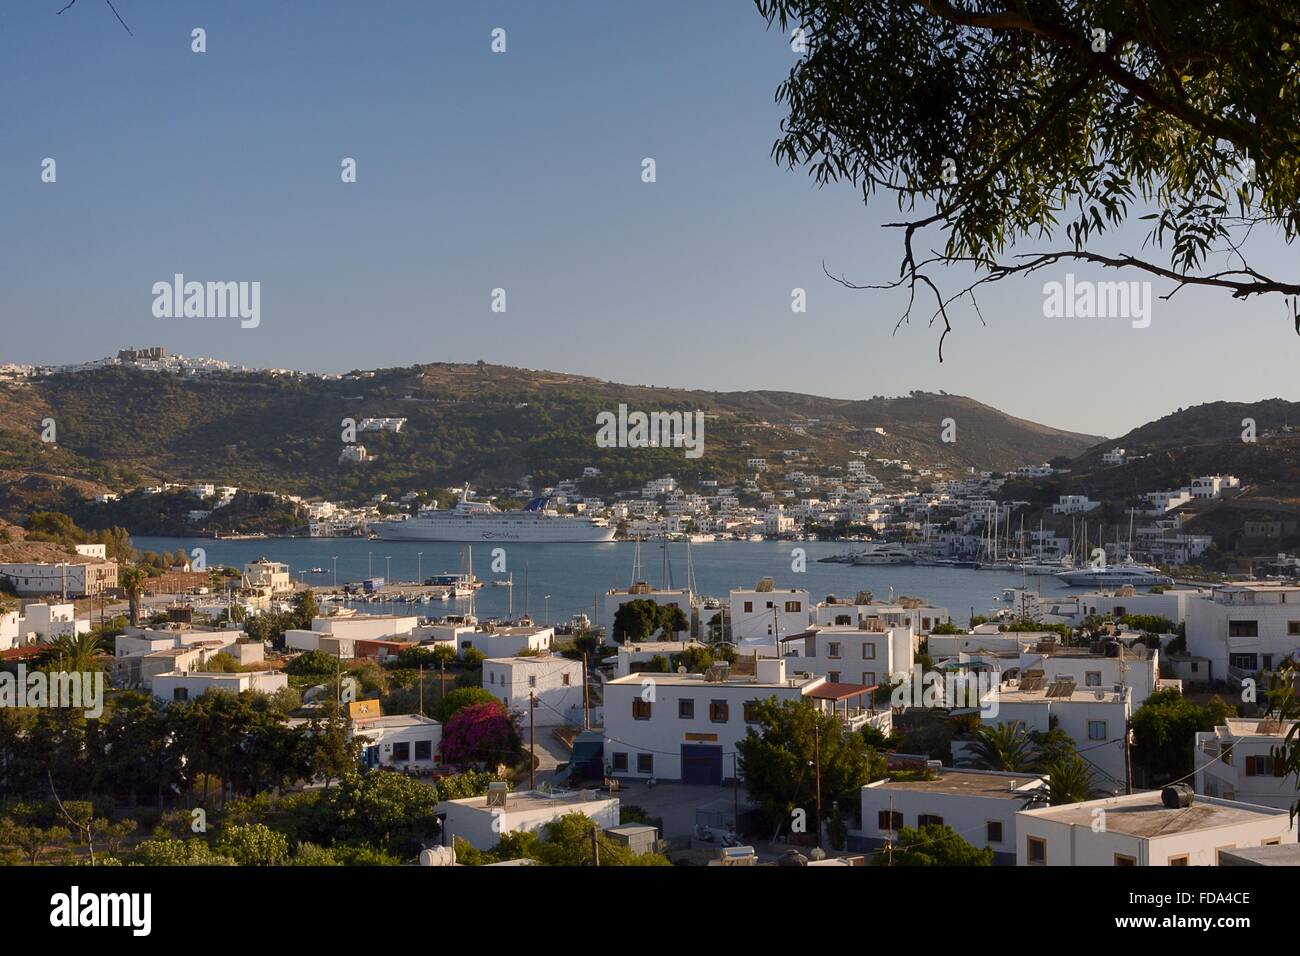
[681, 744, 723, 785]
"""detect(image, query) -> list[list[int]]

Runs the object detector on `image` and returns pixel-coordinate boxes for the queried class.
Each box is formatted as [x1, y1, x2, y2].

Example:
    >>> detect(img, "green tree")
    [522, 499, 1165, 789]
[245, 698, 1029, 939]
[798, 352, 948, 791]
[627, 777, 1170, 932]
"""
[612, 599, 661, 644]
[215, 823, 290, 866]
[874, 824, 993, 866]
[958, 722, 1037, 772]
[736, 698, 885, 834]
[1042, 753, 1104, 805]
[755, 1, 1300, 359]
[128, 838, 237, 866]
[432, 686, 499, 724]
[1131, 688, 1233, 783]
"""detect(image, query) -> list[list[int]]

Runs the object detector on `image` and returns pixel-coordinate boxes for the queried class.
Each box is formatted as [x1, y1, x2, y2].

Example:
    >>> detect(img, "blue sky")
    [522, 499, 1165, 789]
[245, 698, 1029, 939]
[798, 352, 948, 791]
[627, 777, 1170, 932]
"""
[3, 0, 1296, 438]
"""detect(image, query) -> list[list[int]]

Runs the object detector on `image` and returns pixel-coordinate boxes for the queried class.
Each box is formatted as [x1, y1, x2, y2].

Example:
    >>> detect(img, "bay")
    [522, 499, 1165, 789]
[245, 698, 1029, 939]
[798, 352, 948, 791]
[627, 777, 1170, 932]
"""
[132, 536, 1072, 627]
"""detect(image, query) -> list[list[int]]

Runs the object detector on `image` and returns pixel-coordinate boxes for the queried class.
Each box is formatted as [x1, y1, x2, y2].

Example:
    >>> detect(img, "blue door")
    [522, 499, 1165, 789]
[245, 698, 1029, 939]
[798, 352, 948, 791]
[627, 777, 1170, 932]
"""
[681, 745, 723, 785]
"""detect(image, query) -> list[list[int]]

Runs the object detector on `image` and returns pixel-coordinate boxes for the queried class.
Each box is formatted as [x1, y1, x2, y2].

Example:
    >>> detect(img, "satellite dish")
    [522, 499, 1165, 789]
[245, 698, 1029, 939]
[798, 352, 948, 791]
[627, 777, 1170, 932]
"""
[677, 665, 687, 674]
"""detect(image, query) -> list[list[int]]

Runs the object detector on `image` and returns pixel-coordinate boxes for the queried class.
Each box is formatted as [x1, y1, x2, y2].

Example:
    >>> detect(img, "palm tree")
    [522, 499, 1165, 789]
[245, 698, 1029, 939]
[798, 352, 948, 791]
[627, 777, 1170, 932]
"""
[38, 631, 104, 673]
[120, 566, 147, 626]
[1041, 753, 1103, 805]
[958, 721, 1036, 772]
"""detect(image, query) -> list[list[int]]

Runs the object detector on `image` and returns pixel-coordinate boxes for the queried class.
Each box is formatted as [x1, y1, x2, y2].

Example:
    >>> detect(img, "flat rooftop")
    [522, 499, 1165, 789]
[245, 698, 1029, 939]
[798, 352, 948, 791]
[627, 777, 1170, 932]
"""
[606, 671, 814, 689]
[1026, 792, 1286, 837]
[1221, 717, 1292, 738]
[869, 769, 1044, 798]
[353, 714, 439, 729]
[442, 788, 613, 811]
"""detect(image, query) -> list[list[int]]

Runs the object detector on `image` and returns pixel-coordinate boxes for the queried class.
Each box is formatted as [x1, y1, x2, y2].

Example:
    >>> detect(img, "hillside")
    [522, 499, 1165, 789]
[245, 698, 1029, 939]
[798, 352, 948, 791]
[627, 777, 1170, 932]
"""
[0, 360, 1102, 520]
[1020, 400, 1300, 558]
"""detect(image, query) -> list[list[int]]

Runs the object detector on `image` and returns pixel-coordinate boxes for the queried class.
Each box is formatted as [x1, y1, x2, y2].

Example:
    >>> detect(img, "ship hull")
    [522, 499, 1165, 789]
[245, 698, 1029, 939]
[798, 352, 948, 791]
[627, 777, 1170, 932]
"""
[371, 519, 615, 543]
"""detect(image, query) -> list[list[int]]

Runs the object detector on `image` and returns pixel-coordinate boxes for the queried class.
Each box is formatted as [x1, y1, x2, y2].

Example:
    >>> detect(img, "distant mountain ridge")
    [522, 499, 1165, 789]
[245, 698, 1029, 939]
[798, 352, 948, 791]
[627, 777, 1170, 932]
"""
[0, 357, 1102, 517]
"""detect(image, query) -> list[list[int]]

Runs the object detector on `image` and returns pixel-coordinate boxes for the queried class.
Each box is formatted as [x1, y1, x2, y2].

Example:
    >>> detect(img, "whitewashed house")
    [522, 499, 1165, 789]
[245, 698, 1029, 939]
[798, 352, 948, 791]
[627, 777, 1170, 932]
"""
[1016, 790, 1296, 866]
[483, 655, 586, 727]
[857, 768, 1047, 864]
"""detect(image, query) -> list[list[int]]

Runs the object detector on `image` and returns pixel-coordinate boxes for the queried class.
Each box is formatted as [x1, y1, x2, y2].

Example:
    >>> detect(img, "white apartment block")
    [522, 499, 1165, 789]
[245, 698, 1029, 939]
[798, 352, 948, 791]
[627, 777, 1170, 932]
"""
[729, 587, 810, 646]
[1184, 583, 1300, 681]
[0, 559, 118, 597]
[152, 669, 288, 702]
[243, 558, 292, 593]
[980, 679, 1131, 792]
[813, 599, 949, 635]
[353, 714, 442, 771]
[857, 768, 1047, 863]
[437, 789, 619, 851]
[1195, 718, 1300, 811]
[357, 417, 407, 432]
[603, 658, 871, 783]
[1016, 790, 1296, 866]
[454, 625, 554, 659]
[1188, 474, 1239, 499]
[1018, 644, 1159, 707]
[1051, 495, 1100, 515]
[778, 624, 914, 691]
[18, 603, 89, 644]
[483, 654, 586, 727]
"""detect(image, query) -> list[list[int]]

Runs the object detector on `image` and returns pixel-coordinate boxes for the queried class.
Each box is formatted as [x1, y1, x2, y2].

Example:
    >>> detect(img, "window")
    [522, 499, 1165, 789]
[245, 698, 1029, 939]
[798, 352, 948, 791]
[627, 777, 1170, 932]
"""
[414, 740, 432, 761]
[1085, 671, 1102, 687]
[743, 701, 759, 723]
[1026, 836, 1047, 865]
[562, 673, 571, 686]
[1262, 838, 1282, 846]
[834, 614, 852, 626]
[784, 600, 802, 613]
[1290, 621, 1300, 636]
[986, 821, 1003, 844]
[862, 672, 876, 687]
[828, 672, 840, 683]
[1228, 620, 1259, 638]
[743, 601, 753, 613]
[1220, 744, 1233, 766]
[1230, 652, 1259, 671]
[636, 753, 654, 775]
[918, 814, 944, 828]
[709, 700, 729, 723]
[1245, 755, 1285, 777]
[828, 642, 841, 659]
[862, 643, 876, 660]
[632, 699, 652, 720]
[1215, 845, 1237, 864]
[878, 810, 903, 832]
[678, 698, 695, 719]
[611, 752, 628, 772]
[1168, 855, 1189, 866]
[1087, 721, 1107, 741]
[1114, 854, 1136, 866]
[173, 687, 189, 702]
[528, 676, 537, 688]
[488, 672, 495, 685]
[391, 742, 410, 762]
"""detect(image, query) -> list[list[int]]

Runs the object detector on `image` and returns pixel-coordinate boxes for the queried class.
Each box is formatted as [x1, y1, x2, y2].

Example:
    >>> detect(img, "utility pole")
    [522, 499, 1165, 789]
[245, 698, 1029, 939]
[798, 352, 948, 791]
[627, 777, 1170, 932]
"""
[419, 664, 424, 716]
[732, 752, 740, 833]
[813, 721, 822, 850]
[582, 653, 590, 730]
[439, 658, 446, 701]
[529, 691, 536, 790]
[590, 826, 600, 867]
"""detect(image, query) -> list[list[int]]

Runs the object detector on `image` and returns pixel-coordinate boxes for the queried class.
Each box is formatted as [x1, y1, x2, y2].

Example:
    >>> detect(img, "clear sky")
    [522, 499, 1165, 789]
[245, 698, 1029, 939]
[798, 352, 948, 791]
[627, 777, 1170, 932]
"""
[4, 0, 1297, 438]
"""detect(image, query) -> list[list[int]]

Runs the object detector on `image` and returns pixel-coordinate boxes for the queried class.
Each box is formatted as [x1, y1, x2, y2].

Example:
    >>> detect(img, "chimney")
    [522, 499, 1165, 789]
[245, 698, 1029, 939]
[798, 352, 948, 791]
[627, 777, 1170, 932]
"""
[756, 657, 786, 684]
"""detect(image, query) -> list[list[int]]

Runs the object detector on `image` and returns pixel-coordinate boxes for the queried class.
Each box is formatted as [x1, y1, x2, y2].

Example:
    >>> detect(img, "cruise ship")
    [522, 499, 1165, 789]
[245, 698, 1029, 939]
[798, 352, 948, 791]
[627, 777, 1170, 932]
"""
[1055, 561, 1173, 587]
[370, 488, 615, 542]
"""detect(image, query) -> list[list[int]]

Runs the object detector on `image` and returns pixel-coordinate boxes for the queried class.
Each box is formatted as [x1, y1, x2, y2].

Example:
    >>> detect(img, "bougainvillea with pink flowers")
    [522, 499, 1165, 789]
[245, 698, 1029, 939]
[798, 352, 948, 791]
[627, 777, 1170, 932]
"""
[440, 701, 522, 767]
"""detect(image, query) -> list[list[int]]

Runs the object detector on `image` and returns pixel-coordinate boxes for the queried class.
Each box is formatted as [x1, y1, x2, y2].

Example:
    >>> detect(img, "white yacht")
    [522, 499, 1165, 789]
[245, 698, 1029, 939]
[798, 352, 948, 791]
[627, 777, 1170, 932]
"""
[850, 545, 915, 566]
[370, 487, 615, 542]
[1055, 561, 1172, 587]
